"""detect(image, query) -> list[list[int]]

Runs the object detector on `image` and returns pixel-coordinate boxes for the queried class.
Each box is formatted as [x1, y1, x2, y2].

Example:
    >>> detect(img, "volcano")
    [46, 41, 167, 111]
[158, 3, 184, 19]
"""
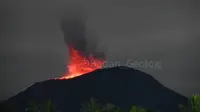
[1, 66, 188, 112]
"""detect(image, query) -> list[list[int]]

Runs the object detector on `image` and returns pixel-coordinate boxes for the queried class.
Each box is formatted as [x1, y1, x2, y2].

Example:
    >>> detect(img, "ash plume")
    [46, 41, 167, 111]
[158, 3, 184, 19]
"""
[60, 9, 105, 60]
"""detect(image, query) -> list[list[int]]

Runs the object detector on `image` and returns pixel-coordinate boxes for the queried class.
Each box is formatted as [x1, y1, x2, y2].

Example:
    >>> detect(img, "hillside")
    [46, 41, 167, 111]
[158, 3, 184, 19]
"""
[1, 66, 188, 112]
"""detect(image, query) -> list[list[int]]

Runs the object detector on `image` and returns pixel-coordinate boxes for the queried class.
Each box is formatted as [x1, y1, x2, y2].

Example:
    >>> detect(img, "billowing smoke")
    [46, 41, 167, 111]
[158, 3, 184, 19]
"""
[60, 8, 105, 60]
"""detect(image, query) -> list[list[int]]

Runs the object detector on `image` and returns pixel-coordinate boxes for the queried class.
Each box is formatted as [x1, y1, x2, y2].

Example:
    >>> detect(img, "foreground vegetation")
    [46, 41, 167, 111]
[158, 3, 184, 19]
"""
[25, 94, 200, 112]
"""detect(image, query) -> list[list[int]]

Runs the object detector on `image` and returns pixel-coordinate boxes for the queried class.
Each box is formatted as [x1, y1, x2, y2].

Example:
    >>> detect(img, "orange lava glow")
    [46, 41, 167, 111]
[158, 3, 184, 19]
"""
[58, 45, 104, 80]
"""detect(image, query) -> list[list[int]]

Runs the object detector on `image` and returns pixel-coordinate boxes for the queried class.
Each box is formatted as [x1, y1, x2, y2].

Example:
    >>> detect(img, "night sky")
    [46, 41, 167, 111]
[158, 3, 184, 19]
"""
[0, 0, 200, 101]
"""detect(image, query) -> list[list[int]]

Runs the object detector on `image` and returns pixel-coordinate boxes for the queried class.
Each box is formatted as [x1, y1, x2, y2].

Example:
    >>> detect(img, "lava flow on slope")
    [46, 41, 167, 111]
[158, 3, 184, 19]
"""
[58, 45, 105, 80]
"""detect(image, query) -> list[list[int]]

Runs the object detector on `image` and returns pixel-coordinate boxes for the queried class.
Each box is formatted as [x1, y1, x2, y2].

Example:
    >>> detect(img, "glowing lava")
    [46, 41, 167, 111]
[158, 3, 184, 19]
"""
[58, 45, 104, 80]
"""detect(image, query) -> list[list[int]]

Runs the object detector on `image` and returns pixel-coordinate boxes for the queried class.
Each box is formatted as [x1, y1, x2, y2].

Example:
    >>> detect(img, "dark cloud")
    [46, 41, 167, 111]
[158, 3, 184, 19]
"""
[60, 5, 105, 59]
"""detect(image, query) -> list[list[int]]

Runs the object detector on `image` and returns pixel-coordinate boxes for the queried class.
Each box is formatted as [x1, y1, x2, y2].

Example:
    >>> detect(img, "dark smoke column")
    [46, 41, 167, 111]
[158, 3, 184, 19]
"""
[60, 9, 105, 60]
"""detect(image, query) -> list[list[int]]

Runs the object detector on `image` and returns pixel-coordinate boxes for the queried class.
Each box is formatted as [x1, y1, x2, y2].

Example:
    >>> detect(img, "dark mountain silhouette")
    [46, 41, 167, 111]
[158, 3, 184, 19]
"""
[1, 66, 188, 112]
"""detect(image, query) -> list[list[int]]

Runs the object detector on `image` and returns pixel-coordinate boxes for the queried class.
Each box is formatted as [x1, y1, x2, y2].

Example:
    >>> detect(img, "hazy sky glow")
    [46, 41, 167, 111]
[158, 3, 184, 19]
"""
[0, 0, 200, 100]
